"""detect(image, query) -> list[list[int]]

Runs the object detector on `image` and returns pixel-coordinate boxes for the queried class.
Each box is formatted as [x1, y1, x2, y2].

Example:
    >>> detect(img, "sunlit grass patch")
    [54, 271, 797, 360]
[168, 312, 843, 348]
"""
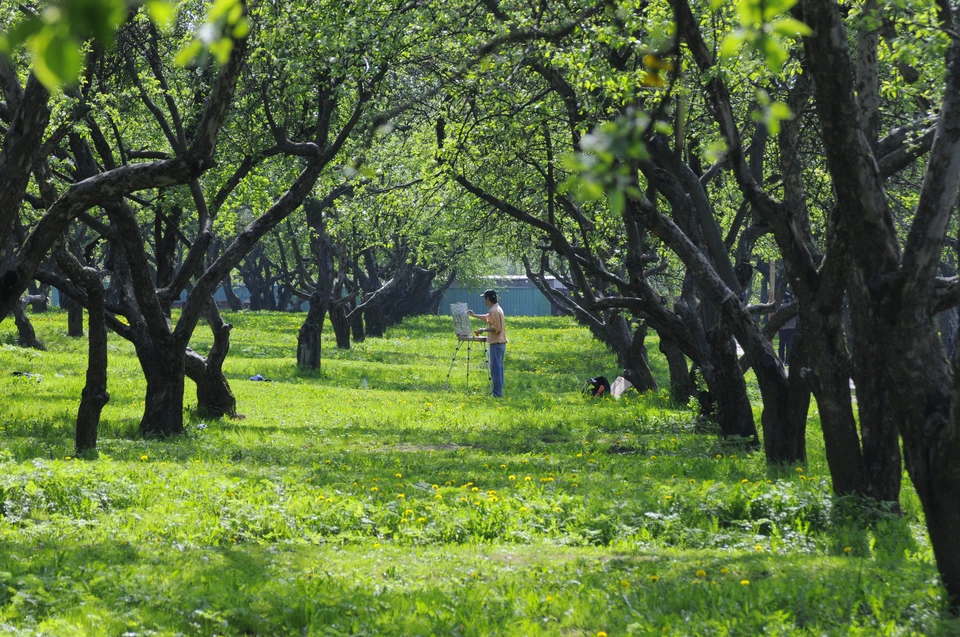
[0, 310, 956, 635]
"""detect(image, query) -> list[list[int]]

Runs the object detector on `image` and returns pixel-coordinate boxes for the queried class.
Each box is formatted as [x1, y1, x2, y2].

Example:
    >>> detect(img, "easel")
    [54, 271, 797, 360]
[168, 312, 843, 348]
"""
[444, 334, 490, 391]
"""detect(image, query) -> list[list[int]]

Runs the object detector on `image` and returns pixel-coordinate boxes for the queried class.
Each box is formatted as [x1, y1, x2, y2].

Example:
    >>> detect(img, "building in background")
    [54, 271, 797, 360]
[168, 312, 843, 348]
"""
[439, 276, 567, 317]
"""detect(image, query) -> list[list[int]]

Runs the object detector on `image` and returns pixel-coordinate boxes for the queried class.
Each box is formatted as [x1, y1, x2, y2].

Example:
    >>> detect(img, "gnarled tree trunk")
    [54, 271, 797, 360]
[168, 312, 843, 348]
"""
[184, 302, 236, 417]
[659, 334, 695, 404]
[138, 337, 186, 437]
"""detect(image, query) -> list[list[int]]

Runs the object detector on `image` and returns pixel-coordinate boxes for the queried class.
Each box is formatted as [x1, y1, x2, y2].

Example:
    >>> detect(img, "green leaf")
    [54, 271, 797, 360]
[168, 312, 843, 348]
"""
[0, 16, 43, 52]
[579, 179, 605, 202]
[174, 39, 203, 66]
[32, 32, 82, 89]
[608, 189, 625, 215]
[720, 31, 746, 60]
[232, 18, 250, 39]
[769, 18, 812, 37]
[709, 0, 726, 10]
[770, 101, 793, 120]
[147, 1, 176, 30]
[209, 0, 240, 22]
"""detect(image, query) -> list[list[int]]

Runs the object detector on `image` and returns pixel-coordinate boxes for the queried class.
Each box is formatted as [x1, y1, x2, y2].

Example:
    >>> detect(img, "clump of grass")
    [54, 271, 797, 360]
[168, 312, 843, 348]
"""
[0, 310, 956, 636]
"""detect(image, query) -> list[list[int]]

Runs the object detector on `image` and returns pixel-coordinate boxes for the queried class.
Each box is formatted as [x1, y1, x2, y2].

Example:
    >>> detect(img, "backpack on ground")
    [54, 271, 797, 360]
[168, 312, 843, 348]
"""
[582, 376, 610, 397]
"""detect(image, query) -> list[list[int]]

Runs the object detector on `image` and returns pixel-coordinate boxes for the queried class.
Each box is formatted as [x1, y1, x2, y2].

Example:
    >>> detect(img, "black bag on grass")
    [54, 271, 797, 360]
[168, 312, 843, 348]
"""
[583, 376, 610, 397]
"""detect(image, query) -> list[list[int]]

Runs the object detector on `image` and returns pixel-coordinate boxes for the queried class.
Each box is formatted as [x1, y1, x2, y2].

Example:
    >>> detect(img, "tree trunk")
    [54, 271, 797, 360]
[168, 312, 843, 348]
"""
[659, 334, 695, 404]
[365, 306, 386, 338]
[62, 291, 85, 336]
[184, 305, 236, 417]
[938, 307, 958, 362]
[138, 340, 186, 437]
[622, 323, 658, 392]
[704, 323, 760, 445]
[75, 285, 108, 453]
[800, 303, 872, 496]
[330, 303, 351, 349]
[221, 273, 245, 311]
[13, 298, 44, 349]
[847, 276, 902, 502]
[297, 295, 327, 369]
[351, 305, 365, 343]
[28, 283, 49, 312]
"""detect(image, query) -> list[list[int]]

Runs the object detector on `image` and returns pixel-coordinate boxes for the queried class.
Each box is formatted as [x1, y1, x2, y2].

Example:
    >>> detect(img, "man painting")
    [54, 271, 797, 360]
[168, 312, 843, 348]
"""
[468, 289, 507, 397]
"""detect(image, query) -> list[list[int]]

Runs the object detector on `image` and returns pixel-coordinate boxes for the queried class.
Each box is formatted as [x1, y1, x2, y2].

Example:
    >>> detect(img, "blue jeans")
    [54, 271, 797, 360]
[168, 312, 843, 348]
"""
[489, 342, 505, 397]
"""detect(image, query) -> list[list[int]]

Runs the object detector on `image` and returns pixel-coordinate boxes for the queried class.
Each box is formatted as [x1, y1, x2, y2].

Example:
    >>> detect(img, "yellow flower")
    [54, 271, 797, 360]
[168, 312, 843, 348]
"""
[325, 498, 333, 503]
[524, 476, 532, 481]
[576, 453, 583, 458]
[844, 546, 852, 553]
[754, 545, 762, 551]
[64, 456, 72, 460]
[500, 464, 507, 469]
[471, 487, 479, 492]
[740, 579, 750, 586]
[795, 467, 804, 473]
[696, 570, 706, 578]
[597, 633, 608, 637]
[520, 506, 528, 512]
[374, 542, 381, 548]
[417, 517, 427, 523]
[741, 479, 749, 484]
[649, 575, 659, 583]
[715, 454, 723, 459]
[554, 507, 562, 512]
[435, 494, 442, 500]
[620, 580, 630, 588]
[546, 595, 553, 602]
[404, 509, 413, 515]
[395, 473, 403, 478]
[664, 495, 672, 500]
[140, 455, 148, 461]
[720, 567, 729, 574]
[509, 475, 516, 480]
[397, 493, 405, 499]
[689, 479, 696, 484]
[370, 486, 379, 492]
[572, 483, 579, 488]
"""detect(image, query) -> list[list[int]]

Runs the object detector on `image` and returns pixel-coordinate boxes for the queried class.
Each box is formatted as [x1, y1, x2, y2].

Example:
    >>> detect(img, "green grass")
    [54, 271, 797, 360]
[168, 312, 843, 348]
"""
[0, 311, 956, 636]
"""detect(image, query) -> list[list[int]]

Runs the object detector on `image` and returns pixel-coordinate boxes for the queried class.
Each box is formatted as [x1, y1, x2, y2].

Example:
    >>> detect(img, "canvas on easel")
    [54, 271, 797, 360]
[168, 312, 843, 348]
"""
[451, 302, 472, 337]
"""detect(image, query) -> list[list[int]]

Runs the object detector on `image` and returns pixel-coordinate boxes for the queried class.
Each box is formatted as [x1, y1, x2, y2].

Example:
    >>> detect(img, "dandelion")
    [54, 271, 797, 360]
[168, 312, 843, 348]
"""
[576, 453, 583, 458]
[370, 486, 379, 492]
[740, 580, 750, 586]
[140, 455, 148, 461]
[795, 467, 804, 473]
[620, 580, 630, 588]
[554, 507, 562, 512]
[404, 509, 413, 515]
[435, 494, 442, 500]
[417, 517, 427, 523]
[374, 543, 381, 548]
[689, 479, 696, 484]
[572, 483, 579, 488]
[844, 546, 852, 553]
[326, 498, 333, 503]
[696, 570, 706, 578]
[397, 493, 405, 499]
[754, 545, 763, 551]
[715, 454, 723, 459]
[471, 487, 479, 492]
[432, 484, 439, 489]
[509, 475, 516, 480]
[649, 575, 659, 583]
[664, 495, 672, 500]
[520, 506, 528, 512]
[500, 464, 507, 469]
[546, 595, 553, 602]
[525, 476, 532, 482]
[396, 473, 403, 478]
[597, 633, 608, 637]
[741, 479, 749, 484]
[720, 567, 729, 574]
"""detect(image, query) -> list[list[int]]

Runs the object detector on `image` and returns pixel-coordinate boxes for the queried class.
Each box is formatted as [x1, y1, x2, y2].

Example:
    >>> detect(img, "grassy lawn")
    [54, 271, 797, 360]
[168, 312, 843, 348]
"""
[0, 311, 956, 636]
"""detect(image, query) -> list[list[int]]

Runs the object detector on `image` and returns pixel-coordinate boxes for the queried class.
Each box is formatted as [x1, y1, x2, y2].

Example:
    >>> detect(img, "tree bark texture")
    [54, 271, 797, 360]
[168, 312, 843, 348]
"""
[75, 282, 108, 453]
[659, 334, 695, 404]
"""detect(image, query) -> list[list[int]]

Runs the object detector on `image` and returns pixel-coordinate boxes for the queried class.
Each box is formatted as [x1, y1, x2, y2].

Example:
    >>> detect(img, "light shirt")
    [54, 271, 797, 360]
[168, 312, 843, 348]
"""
[486, 303, 507, 344]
